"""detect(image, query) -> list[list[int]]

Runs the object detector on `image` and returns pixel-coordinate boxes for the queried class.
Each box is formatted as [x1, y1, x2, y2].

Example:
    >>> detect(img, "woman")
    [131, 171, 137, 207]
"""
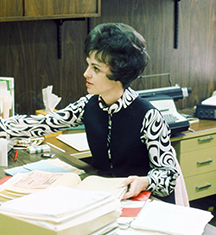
[0, 23, 179, 203]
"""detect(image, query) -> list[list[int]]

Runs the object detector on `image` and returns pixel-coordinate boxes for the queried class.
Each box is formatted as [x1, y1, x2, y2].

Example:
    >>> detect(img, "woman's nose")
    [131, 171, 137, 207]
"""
[83, 67, 92, 79]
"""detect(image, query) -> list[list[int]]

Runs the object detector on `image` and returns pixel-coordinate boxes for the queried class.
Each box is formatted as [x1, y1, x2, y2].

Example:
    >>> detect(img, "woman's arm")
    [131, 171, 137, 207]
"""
[121, 109, 179, 199]
[0, 95, 92, 139]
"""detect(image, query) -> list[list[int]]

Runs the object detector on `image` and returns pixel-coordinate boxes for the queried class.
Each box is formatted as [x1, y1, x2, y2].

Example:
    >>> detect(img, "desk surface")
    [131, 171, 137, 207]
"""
[1, 120, 216, 179]
[171, 119, 216, 142]
[45, 120, 216, 153]
[1, 129, 216, 234]
[0, 136, 97, 179]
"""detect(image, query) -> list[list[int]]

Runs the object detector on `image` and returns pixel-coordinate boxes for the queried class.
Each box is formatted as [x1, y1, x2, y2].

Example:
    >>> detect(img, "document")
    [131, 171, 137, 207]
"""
[57, 132, 89, 151]
[75, 175, 128, 200]
[0, 172, 127, 203]
[4, 158, 85, 176]
[131, 200, 213, 235]
[0, 173, 127, 234]
[0, 170, 81, 202]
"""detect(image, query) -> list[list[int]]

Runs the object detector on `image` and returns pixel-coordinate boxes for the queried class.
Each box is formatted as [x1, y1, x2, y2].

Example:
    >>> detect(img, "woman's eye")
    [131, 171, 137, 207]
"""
[93, 67, 99, 72]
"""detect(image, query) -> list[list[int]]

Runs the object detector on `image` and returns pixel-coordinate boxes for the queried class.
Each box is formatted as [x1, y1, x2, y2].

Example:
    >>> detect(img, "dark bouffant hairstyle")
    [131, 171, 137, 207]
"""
[84, 23, 149, 88]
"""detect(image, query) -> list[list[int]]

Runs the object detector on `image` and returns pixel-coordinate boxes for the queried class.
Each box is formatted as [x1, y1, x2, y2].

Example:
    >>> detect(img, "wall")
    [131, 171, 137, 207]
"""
[0, 0, 215, 114]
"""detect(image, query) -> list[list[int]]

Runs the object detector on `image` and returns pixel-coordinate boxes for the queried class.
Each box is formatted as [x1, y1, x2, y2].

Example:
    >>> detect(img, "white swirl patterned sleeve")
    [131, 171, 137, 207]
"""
[141, 109, 179, 197]
[0, 95, 92, 139]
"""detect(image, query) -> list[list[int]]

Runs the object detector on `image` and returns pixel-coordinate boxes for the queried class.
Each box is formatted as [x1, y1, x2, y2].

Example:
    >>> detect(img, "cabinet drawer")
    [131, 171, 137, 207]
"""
[185, 171, 216, 201]
[25, 0, 99, 17]
[180, 146, 216, 177]
[0, 0, 23, 17]
[180, 133, 216, 153]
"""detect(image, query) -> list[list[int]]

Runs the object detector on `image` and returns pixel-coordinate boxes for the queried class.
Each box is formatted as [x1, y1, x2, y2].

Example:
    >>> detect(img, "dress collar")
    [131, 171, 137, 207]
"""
[98, 87, 138, 114]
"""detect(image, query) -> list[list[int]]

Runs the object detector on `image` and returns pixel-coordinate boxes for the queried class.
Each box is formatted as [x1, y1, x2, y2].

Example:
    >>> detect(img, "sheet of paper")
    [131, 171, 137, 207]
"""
[131, 200, 213, 235]
[57, 132, 89, 151]
[23, 160, 72, 173]
[46, 158, 84, 175]
[5, 158, 84, 176]
[13, 171, 62, 189]
[76, 175, 127, 199]
[4, 166, 31, 176]
[202, 95, 216, 106]
[1, 170, 81, 199]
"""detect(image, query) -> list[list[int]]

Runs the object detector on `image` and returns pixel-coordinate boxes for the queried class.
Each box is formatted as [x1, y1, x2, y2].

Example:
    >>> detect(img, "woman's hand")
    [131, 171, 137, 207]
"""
[121, 176, 149, 200]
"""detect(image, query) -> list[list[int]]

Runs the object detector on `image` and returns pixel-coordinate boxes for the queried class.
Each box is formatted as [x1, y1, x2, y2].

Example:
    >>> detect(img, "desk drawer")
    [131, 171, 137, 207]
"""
[180, 133, 216, 153]
[185, 171, 216, 201]
[180, 146, 216, 177]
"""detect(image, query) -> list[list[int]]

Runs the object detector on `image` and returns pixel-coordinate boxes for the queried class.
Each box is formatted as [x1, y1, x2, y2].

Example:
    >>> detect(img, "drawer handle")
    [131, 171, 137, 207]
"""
[197, 158, 213, 165]
[198, 136, 214, 142]
[196, 183, 211, 190]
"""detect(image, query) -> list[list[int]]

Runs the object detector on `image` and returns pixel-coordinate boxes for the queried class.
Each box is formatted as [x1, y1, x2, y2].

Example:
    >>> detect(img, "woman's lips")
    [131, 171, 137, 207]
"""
[86, 81, 93, 87]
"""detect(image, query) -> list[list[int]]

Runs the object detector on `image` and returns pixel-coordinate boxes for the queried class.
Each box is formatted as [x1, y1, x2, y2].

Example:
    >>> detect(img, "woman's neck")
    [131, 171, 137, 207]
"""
[101, 86, 124, 106]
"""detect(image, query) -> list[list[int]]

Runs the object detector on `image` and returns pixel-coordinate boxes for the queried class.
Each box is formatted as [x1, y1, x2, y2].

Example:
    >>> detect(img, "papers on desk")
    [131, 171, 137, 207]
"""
[0, 170, 81, 202]
[130, 200, 213, 235]
[4, 158, 85, 176]
[57, 132, 89, 151]
[0, 185, 116, 223]
[0, 173, 127, 203]
[0, 180, 122, 234]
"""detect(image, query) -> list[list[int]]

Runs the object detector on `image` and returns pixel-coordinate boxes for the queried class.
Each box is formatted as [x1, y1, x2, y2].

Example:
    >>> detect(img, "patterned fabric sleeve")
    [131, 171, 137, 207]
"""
[141, 109, 179, 197]
[0, 95, 92, 139]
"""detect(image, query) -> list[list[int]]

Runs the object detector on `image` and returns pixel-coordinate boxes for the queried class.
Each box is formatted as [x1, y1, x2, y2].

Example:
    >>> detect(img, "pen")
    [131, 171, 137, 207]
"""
[14, 150, 18, 162]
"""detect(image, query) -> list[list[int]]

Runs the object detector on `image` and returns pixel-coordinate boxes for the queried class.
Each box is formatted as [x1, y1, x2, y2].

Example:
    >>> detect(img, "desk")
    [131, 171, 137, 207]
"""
[0, 136, 97, 180]
[59, 120, 216, 201]
[171, 119, 216, 201]
[1, 132, 216, 235]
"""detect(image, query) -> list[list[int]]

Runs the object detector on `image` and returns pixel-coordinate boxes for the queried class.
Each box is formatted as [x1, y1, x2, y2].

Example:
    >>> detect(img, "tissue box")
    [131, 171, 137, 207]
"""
[35, 109, 62, 137]
[35, 109, 58, 115]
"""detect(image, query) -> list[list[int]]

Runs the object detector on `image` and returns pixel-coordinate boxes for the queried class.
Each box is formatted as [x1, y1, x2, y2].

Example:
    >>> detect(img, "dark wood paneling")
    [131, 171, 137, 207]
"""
[0, 0, 23, 17]
[0, 20, 88, 114]
[0, 0, 215, 115]
[25, 0, 99, 16]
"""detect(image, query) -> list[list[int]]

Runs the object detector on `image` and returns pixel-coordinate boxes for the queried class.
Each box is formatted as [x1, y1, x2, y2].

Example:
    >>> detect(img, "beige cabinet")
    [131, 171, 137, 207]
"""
[172, 125, 216, 201]
[0, 0, 101, 22]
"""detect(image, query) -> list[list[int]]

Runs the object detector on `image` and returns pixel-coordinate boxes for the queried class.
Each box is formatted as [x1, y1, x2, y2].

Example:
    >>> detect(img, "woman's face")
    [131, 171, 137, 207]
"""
[83, 51, 118, 97]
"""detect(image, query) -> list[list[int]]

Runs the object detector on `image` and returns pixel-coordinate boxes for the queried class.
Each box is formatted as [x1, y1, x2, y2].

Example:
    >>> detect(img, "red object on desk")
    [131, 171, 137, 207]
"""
[0, 176, 12, 185]
[14, 151, 18, 162]
[130, 191, 151, 201]
[120, 191, 151, 217]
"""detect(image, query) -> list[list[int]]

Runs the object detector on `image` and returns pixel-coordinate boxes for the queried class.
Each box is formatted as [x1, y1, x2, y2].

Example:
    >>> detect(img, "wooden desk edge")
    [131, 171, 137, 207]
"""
[171, 120, 216, 142]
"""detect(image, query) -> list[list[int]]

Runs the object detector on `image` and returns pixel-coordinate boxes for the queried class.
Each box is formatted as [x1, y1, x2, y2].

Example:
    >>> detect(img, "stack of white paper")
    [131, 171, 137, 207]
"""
[0, 170, 81, 202]
[131, 200, 213, 235]
[0, 185, 121, 234]
[0, 186, 113, 221]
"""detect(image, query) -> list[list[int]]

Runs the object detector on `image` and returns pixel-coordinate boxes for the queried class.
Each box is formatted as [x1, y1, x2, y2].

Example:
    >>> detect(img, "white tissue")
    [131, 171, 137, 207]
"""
[42, 86, 62, 112]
